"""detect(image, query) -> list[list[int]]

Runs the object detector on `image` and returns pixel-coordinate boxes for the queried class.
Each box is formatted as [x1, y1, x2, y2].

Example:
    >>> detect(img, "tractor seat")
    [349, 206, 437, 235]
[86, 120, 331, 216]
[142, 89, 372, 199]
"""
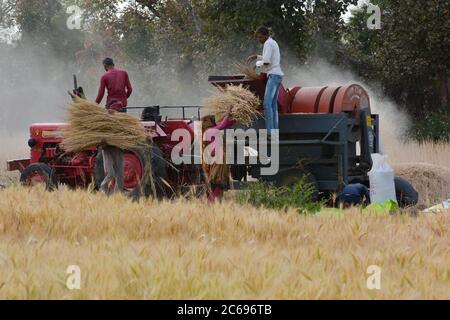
[141, 106, 162, 123]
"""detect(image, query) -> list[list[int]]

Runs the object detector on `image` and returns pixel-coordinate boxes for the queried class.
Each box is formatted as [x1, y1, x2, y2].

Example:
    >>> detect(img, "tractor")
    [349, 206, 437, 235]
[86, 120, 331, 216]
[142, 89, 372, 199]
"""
[6, 106, 202, 197]
[6, 73, 418, 206]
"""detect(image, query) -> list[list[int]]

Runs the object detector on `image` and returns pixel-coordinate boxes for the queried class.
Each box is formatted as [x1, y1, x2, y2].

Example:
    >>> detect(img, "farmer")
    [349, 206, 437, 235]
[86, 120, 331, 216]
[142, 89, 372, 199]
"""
[336, 183, 371, 208]
[95, 58, 133, 112]
[201, 114, 235, 202]
[248, 26, 284, 136]
[96, 58, 133, 194]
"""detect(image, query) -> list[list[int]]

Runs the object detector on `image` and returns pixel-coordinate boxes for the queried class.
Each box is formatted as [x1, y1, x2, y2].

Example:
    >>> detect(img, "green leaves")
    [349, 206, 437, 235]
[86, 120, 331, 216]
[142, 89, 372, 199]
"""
[344, 0, 450, 121]
[236, 179, 322, 214]
[3, 0, 447, 141]
[408, 109, 450, 143]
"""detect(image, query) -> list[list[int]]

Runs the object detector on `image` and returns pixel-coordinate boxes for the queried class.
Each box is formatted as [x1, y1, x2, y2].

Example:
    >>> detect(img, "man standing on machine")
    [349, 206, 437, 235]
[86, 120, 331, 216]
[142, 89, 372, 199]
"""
[96, 58, 133, 112]
[248, 26, 284, 136]
[95, 58, 133, 194]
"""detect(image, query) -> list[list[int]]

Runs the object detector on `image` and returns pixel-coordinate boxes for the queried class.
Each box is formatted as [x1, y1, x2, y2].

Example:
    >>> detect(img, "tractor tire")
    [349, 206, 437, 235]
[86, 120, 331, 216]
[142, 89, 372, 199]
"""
[395, 176, 419, 208]
[147, 144, 169, 198]
[93, 152, 105, 190]
[230, 165, 247, 181]
[20, 163, 57, 191]
[272, 167, 319, 201]
[94, 145, 168, 199]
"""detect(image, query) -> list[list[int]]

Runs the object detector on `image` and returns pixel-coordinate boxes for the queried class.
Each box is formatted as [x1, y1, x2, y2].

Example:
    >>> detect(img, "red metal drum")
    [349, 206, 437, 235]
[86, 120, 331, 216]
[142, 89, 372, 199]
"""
[332, 84, 371, 114]
[290, 87, 328, 113]
[317, 87, 340, 113]
[288, 84, 371, 115]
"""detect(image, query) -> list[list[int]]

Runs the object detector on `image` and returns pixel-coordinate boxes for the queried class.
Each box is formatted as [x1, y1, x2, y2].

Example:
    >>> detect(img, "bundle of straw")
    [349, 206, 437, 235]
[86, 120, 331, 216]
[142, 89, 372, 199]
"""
[62, 97, 148, 152]
[234, 62, 260, 80]
[204, 85, 262, 126]
[201, 117, 230, 187]
[203, 161, 230, 186]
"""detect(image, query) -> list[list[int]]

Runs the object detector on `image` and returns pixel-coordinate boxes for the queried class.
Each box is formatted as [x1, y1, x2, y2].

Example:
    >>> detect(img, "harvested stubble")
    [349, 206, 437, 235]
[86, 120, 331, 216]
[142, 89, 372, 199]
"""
[234, 62, 260, 80]
[205, 85, 261, 126]
[61, 97, 148, 152]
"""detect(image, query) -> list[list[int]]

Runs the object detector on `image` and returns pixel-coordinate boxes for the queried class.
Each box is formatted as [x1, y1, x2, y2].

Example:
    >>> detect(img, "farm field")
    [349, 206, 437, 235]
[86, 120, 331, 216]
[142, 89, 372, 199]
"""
[1, 0, 449, 303]
[0, 141, 449, 299]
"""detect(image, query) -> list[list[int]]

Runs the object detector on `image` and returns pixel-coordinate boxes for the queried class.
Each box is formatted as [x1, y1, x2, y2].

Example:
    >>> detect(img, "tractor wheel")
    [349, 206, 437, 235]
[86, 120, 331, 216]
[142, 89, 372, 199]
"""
[93, 152, 105, 190]
[272, 167, 319, 201]
[395, 176, 419, 208]
[20, 163, 57, 191]
[94, 145, 168, 198]
[230, 165, 247, 181]
[147, 144, 169, 198]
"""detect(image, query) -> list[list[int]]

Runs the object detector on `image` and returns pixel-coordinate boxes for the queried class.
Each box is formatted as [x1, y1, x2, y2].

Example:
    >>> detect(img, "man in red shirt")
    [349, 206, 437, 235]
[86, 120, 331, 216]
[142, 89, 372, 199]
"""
[95, 58, 133, 112]
[96, 58, 133, 194]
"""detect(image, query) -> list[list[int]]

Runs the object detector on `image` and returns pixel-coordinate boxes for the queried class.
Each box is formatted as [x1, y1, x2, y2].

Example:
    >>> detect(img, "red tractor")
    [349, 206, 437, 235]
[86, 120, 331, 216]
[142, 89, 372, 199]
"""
[7, 105, 203, 197]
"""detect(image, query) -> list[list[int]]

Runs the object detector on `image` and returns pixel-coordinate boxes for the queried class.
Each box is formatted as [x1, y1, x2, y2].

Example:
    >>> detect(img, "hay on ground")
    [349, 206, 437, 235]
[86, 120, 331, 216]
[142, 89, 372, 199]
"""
[62, 97, 148, 152]
[204, 84, 261, 126]
[394, 162, 450, 207]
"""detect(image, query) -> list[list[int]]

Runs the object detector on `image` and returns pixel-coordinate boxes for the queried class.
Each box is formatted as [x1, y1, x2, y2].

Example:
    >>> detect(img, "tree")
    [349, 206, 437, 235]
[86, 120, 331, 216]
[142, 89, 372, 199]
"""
[345, 0, 450, 118]
[0, 0, 15, 26]
[1, 0, 84, 60]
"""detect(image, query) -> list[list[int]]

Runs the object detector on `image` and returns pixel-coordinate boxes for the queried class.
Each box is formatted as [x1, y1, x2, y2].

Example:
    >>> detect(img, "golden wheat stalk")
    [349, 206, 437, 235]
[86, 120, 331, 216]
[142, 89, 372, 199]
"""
[204, 85, 262, 126]
[61, 97, 148, 152]
[234, 62, 260, 80]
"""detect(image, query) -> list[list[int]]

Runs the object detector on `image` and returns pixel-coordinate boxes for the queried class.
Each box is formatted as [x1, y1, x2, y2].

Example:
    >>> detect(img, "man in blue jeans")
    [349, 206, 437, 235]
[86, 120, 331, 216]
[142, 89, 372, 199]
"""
[248, 26, 284, 135]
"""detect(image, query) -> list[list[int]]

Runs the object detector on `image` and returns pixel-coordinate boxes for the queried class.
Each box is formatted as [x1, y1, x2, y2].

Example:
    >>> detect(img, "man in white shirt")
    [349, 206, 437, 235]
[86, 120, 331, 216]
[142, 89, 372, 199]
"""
[248, 26, 284, 135]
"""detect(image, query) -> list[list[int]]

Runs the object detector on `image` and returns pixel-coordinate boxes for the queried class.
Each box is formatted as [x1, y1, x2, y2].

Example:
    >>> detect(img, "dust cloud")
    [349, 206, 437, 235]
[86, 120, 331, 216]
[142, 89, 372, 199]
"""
[284, 59, 412, 153]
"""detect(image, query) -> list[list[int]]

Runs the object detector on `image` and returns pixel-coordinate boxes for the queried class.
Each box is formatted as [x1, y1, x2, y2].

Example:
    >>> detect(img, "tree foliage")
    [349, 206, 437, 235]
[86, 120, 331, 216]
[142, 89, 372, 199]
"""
[345, 0, 450, 118]
[1, 0, 448, 140]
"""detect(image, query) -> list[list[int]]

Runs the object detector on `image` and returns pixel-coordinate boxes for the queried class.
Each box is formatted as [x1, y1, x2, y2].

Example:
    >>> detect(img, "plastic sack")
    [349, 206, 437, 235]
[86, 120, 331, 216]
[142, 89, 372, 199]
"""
[365, 200, 399, 214]
[368, 153, 397, 204]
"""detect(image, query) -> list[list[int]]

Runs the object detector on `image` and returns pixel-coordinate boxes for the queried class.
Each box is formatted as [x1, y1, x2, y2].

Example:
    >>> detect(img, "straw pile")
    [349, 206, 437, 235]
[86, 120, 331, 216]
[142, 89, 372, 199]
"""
[234, 62, 260, 80]
[204, 85, 261, 126]
[62, 97, 148, 152]
[394, 162, 450, 207]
